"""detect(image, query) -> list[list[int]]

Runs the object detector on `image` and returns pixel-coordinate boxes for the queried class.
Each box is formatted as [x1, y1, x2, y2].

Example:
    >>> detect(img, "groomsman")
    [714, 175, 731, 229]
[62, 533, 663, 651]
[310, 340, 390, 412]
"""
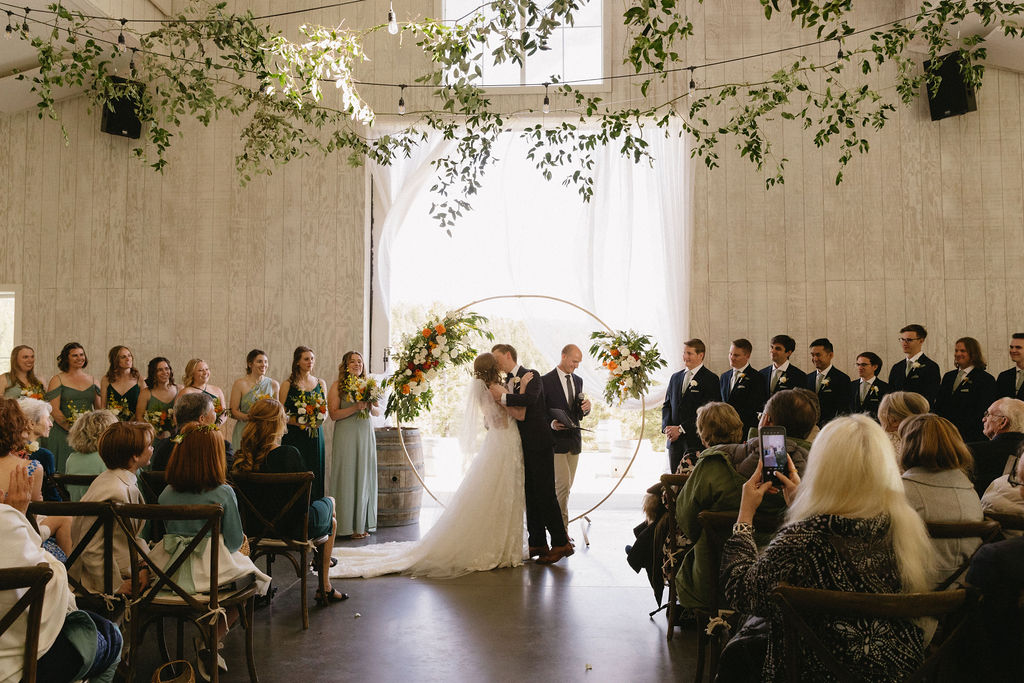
[720, 338, 768, 437]
[849, 352, 890, 420]
[805, 338, 851, 426]
[760, 334, 807, 396]
[543, 344, 592, 530]
[996, 333, 1024, 400]
[935, 337, 997, 443]
[888, 324, 941, 405]
[662, 339, 721, 473]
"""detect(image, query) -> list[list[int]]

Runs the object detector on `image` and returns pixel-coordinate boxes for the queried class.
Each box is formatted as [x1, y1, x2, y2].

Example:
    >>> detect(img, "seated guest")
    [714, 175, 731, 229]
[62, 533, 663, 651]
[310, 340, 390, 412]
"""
[1, 464, 122, 683]
[69, 421, 155, 594]
[151, 392, 234, 471]
[232, 399, 348, 605]
[995, 332, 1024, 400]
[16, 397, 59, 501]
[64, 409, 119, 501]
[877, 391, 930, 464]
[899, 413, 983, 587]
[968, 397, 1024, 496]
[804, 338, 851, 426]
[720, 339, 768, 437]
[980, 444, 1024, 536]
[935, 337, 997, 444]
[674, 390, 818, 611]
[720, 415, 935, 682]
[849, 351, 890, 420]
[760, 334, 807, 397]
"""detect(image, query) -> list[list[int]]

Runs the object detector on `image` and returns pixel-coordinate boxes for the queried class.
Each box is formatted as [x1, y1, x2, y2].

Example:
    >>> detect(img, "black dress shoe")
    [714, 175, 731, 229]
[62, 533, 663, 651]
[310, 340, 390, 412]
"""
[528, 545, 550, 558]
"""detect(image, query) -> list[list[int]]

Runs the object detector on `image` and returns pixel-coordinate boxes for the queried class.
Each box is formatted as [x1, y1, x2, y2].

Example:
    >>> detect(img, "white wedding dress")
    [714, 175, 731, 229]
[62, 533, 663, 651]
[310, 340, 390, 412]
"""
[330, 379, 527, 579]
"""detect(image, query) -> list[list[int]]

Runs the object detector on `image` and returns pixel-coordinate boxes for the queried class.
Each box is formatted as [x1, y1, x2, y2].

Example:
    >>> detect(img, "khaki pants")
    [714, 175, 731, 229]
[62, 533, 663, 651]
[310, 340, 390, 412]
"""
[553, 451, 580, 531]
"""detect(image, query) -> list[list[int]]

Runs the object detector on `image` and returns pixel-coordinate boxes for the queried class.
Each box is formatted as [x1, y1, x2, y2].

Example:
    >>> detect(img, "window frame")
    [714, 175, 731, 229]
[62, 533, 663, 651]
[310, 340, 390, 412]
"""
[0, 285, 21, 375]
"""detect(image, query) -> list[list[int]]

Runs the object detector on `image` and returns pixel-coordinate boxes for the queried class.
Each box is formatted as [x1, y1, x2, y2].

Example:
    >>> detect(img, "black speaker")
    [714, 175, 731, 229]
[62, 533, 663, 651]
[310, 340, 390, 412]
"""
[100, 76, 143, 139]
[925, 52, 977, 121]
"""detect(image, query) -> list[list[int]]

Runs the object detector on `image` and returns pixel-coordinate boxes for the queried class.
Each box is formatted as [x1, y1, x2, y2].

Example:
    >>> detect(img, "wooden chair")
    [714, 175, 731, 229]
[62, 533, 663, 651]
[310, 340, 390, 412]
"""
[114, 502, 260, 683]
[656, 473, 689, 640]
[693, 509, 784, 683]
[0, 563, 54, 683]
[770, 583, 977, 683]
[50, 473, 99, 501]
[231, 471, 327, 630]
[983, 510, 1024, 535]
[924, 520, 1001, 590]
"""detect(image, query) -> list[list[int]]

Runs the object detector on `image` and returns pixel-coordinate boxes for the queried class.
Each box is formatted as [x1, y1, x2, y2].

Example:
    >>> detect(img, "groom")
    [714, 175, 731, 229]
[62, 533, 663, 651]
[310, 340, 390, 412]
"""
[490, 344, 573, 564]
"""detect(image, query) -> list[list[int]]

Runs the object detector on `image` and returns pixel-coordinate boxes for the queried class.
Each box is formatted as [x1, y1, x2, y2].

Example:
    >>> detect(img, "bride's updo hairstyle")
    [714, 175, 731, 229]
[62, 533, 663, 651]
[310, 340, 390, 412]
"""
[473, 353, 501, 386]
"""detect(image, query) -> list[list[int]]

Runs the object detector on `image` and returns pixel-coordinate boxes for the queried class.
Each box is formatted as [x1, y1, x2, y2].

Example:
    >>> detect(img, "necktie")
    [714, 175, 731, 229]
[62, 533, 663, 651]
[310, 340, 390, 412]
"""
[731, 368, 741, 390]
[565, 373, 575, 407]
[816, 372, 824, 392]
[1017, 368, 1023, 393]
[770, 368, 781, 393]
[953, 369, 965, 391]
[682, 370, 691, 394]
[859, 381, 869, 403]
[906, 358, 913, 377]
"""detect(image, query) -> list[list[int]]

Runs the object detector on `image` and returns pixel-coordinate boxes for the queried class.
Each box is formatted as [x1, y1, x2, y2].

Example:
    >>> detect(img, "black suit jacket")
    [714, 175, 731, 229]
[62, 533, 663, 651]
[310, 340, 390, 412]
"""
[968, 432, 1024, 496]
[542, 369, 589, 455]
[887, 353, 941, 405]
[935, 368, 998, 443]
[759, 364, 808, 397]
[996, 367, 1024, 401]
[849, 377, 890, 420]
[721, 365, 768, 435]
[805, 367, 852, 426]
[505, 367, 553, 451]
[662, 366, 721, 452]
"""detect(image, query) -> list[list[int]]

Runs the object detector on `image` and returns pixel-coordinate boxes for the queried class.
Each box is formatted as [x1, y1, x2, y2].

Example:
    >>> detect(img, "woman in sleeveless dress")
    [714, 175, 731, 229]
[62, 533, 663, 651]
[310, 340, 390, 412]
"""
[229, 349, 279, 448]
[135, 357, 179, 439]
[280, 346, 328, 501]
[178, 358, 228, 426]
[328, 351, 380, 539]
[330, 353, 527, 579]
[100, 345, 141, 422]
[0, 345, 46, 400]
[44, 343, 101, 473]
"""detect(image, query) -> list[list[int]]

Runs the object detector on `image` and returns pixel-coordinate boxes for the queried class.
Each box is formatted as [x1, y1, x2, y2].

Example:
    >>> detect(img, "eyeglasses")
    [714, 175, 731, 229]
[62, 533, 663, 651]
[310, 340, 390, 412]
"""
[983, 411, 1006, 420]
[897, 337, 920, 343]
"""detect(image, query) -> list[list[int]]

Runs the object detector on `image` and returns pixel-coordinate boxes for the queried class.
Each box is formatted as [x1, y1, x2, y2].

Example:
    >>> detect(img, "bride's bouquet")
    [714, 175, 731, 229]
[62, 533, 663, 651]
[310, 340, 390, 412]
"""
[293, 390, 328, 435]
[343, 375, 384, 418]
[590, 329, 667, 405]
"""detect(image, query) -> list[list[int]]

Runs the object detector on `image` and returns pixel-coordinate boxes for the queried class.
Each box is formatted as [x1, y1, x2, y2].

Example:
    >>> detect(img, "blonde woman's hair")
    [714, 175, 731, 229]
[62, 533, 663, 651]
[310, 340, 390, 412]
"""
[785, 414, 934, 593]
[878, 391, 930, 432]
[183, 358, 206, 388]
[696, 402, 743, 448]
[68, 409, 119, 453]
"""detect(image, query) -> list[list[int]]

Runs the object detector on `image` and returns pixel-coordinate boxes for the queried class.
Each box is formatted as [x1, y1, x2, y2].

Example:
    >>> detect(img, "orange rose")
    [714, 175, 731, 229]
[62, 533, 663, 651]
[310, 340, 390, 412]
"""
[610, 348, 620, 357]
[435, 323, 446, 334]
[608, 360, 618, 370]
[306, 405, 314, 414]
[401, 384, 411, 395]
[422, 328, 432, 337]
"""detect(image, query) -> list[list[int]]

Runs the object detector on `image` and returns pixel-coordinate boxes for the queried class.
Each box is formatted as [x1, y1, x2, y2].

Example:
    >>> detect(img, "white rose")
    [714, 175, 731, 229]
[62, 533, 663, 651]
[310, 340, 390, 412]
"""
[405, 369, 412, 376]
[426, 368, 438, 380]
[618, 345, 630, 356]
[436, 336, 446, 346]
[431, 347, 442, 357]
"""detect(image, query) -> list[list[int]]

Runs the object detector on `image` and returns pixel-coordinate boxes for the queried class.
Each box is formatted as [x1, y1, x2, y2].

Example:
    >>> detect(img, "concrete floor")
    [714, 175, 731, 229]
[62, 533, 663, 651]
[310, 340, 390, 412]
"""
[134, 509, 698, 682]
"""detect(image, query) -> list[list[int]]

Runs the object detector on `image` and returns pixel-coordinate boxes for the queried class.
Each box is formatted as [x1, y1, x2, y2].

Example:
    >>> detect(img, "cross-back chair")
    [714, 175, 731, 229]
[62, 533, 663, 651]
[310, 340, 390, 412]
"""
[924, 520, 1001, 591]
[50, 473, 99, 502]
[0, 563, 54, 683]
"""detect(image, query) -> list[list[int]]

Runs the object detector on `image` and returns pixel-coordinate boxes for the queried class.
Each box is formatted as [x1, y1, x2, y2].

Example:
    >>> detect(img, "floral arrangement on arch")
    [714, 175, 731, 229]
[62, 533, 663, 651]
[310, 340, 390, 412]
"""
[589, 330, 667, 405]
[343, 375, 384, 419]
[383, 311, 493, 422]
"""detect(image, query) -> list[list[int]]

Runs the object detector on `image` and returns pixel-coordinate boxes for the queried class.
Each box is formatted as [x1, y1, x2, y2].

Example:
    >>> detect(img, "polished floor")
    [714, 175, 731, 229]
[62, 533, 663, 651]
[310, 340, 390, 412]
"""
[132, 508, 699, 682]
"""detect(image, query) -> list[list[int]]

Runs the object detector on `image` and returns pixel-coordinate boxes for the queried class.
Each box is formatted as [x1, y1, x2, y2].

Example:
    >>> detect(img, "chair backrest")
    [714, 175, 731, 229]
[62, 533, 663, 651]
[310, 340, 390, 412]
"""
[697, 510, 785, 609]
[230, 471, 314, 543]
[984, 511, 1024, 533]
[770, 582, 976, 683]
[925, 520, 1001, 590]
[112, 503, 225, 614]
[50, 473, 100, 502]
[0, 563, 53, 683]
[28, 501, 116, 598]
[138, 470, 168, 504]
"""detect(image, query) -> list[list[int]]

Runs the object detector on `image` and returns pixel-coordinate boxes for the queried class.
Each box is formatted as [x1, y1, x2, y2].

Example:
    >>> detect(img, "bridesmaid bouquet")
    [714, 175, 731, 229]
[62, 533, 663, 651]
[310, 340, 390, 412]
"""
[19, 385, 44, 401]
[107, 395, 133, 421]
[212, 396, 228, 424]
[145, 408, 175, 438]
[343, 376, 383, 419]
[589, 329, 667, 405]
[294, 390, 328, 435]
[65, 403, 88, 427]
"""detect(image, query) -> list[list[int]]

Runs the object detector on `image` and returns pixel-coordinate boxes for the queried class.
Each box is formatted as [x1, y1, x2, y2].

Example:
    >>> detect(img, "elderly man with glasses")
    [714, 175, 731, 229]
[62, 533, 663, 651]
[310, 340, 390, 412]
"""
[968, 397, 1024, 496]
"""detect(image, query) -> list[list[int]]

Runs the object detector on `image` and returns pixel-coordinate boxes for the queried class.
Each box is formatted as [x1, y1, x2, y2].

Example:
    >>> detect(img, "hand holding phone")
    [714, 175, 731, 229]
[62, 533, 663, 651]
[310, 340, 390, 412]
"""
[758, 426, 787, 485]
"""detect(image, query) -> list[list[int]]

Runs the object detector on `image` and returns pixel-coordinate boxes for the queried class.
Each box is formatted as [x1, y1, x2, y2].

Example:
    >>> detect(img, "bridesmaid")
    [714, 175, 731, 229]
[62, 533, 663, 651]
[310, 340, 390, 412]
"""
[44, 342, 101, 472]
[135, 357, 179, 439]
[328, 351, 380, 539]
[178, 358, 228, 426]
[280, 346, 328, 500]
[0, 345, 46, 400]
[229, 349, 279, 449]
[100, 345, 141, 422]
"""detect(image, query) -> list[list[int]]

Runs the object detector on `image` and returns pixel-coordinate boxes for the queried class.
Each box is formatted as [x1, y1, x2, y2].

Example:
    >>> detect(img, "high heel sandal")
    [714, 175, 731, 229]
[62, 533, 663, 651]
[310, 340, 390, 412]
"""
[315, 587, 349, 606]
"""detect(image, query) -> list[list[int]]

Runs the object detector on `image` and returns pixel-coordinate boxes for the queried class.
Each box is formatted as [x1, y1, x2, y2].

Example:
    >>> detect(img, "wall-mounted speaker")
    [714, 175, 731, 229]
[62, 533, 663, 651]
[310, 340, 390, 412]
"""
[100, 76, 143, 139]
[925, 52, 978, 121]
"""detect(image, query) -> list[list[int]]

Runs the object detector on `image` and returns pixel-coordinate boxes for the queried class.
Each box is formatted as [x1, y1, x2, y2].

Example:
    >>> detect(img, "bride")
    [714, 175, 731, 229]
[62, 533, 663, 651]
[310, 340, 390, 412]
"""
[330, 352, 528, 579]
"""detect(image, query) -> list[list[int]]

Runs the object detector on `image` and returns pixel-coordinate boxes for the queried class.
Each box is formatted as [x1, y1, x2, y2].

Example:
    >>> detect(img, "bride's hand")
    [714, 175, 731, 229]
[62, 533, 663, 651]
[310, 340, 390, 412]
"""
[521, 371, 533, 389]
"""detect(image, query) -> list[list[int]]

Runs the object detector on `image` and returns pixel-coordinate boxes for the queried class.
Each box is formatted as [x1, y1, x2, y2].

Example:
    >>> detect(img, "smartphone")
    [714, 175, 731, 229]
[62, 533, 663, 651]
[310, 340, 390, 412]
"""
[759, 426, 787, 485]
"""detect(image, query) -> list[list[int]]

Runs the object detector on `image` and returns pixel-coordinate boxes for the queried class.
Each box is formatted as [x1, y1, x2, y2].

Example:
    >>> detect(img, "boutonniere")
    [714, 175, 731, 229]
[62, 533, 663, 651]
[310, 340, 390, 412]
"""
[911, 361, 921, 370]
[25, 441, 39, 453]
[512, 376, 522, 389]
[778, 375, 788, 385]
[735, 372, 745, 381]
[688, 379, 699, 388]
[870, 385, 879, 395]
[820, 377, 831, 387]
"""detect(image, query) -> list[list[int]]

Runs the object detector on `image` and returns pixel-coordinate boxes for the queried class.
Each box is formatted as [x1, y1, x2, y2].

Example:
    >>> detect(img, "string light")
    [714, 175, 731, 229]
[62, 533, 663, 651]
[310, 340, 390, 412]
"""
[130, 47, 137, 75]
[542, 82, 550, 114]
[3, 11, 13, 38]
[387, 2, 398, 35]
[117, 18, 127, 51]
[20, 6, 28, 32]
[836, 39, 844, 60]
[397, 84, 406, 114]
[688, 66, 696, 95]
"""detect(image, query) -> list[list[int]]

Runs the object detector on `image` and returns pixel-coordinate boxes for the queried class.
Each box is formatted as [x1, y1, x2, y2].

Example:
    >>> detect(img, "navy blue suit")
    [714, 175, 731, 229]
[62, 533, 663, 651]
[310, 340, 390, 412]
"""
[759, 363, 808, 397]
[934, 368, 998, 444]
[721, 365, 768, 436]
[805, 367, 852, 426]
[888, 353, 941, 406]
[996, 367, 1024, 401]
[662, 366, 721, 472]
[849, 377, 890, 421]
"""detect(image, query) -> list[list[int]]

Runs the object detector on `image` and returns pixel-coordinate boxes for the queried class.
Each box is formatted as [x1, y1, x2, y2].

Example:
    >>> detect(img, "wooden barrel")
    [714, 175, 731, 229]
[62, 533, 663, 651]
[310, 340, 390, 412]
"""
[375, 427, 425, 527]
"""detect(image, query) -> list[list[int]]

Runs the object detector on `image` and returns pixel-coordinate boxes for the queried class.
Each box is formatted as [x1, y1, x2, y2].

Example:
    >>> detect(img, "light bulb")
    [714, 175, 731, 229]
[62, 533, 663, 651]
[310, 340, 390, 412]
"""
[117, 18, 127, 51]
[387, 4, 398, 35]
[398, 85, 406, 115]
[21, 8, 28, 32]
[542, 83, 550, 114]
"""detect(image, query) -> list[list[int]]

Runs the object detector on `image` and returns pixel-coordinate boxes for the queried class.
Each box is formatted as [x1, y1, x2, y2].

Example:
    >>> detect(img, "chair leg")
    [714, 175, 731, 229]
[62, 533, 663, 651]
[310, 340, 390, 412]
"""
[694, 628, 708, 683]
[244, 598, 259, 683]
[156, 618, 172, 664]
[301, 548, 309, 630]
[175, 619, 185, 662]
[667, 601, 676, 641]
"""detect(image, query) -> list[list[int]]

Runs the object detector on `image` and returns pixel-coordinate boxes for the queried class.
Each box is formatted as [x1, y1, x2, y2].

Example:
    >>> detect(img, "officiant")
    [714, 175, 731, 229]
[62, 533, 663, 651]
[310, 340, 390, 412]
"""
[543, 344, 592, 530]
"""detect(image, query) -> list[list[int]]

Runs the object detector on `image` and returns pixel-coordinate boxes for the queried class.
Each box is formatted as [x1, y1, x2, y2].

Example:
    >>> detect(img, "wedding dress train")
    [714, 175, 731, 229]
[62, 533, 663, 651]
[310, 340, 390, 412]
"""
[329, 379, 526, 579]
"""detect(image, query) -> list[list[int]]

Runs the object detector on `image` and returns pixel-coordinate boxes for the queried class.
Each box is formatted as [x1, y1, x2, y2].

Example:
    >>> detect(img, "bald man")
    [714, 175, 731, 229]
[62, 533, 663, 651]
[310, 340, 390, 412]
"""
[542, 344, 592, 530]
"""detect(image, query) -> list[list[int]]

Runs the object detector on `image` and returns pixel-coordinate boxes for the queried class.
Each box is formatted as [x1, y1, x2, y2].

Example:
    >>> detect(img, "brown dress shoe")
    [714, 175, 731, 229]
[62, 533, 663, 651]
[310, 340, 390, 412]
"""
[537, 544, 574, 564]
[529, 545, 550, 559]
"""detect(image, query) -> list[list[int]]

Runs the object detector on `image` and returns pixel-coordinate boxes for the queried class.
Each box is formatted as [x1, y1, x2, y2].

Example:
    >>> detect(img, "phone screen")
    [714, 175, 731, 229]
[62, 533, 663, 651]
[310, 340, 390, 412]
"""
[760, 432, 787, 483]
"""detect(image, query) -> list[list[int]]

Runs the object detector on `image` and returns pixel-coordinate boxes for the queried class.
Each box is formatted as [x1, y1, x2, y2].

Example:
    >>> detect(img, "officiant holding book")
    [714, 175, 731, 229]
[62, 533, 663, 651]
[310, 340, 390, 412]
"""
[543, 344, 592, 530]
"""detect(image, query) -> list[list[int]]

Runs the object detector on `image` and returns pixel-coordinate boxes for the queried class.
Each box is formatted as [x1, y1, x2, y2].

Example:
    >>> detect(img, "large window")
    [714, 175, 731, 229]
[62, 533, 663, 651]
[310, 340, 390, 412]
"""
[0, 290, 15, 374]
[442, 0, 605, 86]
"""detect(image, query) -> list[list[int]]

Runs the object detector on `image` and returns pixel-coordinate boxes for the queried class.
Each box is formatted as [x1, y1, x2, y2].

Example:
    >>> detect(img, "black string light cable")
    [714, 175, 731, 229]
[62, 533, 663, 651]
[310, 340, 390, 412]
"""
[0, 0, 367, 24]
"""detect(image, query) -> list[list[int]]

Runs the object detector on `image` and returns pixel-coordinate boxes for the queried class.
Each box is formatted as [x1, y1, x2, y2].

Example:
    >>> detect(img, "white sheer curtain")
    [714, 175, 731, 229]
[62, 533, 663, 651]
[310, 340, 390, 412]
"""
[370, 121, 694, 403]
